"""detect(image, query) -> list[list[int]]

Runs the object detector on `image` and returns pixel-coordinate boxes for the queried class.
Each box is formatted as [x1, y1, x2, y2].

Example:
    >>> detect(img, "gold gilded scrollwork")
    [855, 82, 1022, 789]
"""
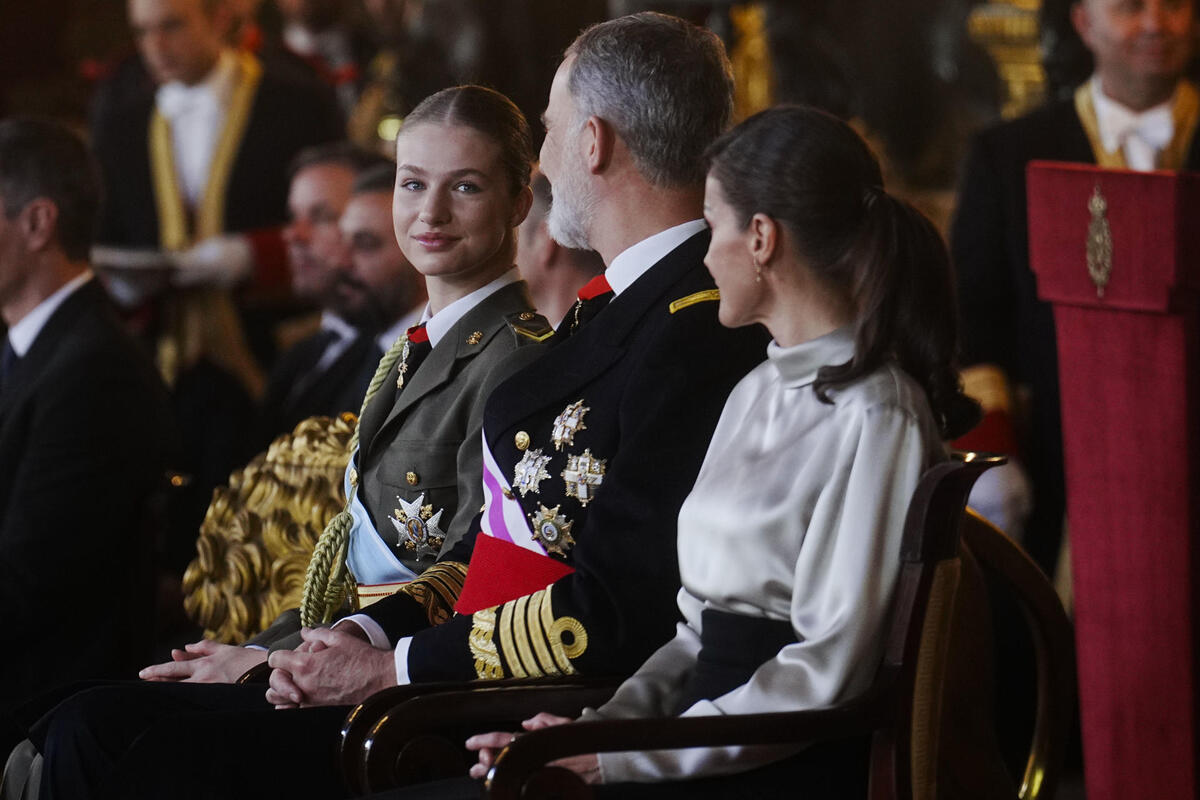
[730, 4, 773, 121]
[968, 0, 1046, 119]
[182, 414, 355, 642]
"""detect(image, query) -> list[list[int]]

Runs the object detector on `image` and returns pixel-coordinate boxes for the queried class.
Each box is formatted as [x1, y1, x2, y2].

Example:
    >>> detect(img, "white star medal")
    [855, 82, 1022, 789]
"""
[390, 493, 446, 559]
[562, 448, 605, 506]
[513, 448, 552, 496]
[551, 400, 589, 451]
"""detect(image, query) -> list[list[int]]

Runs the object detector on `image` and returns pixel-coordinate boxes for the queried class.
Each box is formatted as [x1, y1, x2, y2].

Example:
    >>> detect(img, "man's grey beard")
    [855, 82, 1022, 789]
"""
[546, 158, 595, 251]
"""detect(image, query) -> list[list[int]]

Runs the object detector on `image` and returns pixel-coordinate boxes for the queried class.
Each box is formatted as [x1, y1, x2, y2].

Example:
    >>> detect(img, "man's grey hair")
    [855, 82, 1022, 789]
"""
[564, 12, 734, 188]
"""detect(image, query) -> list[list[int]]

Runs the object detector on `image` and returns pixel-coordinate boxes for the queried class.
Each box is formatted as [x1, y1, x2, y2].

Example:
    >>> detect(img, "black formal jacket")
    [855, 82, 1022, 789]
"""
[255, 326, 378, 449]
[0, 280, 175, 709]
[949, 97, 1200, 569]
[90, 57, 341, 248]
[363, 231, 770, 682]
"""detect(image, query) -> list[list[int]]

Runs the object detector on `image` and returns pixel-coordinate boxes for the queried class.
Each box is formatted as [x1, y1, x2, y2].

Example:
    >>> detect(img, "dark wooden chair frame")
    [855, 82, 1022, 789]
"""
[331, 453, 1074, 799]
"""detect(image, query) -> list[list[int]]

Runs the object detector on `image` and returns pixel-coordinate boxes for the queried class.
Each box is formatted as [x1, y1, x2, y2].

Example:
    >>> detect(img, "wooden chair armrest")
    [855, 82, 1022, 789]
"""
[235, 661, 272, 684]
[343, 677, 619, 794]
[485, 684, 893, 800]
[961, 515, 1076, 800]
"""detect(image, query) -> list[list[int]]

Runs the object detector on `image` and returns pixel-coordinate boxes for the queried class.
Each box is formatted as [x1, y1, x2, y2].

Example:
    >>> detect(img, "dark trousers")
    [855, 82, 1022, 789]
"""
[31, 680, 353, 800]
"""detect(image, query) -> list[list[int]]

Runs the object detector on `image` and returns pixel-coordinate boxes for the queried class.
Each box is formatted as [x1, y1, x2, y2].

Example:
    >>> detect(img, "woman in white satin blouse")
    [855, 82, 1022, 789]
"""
[458, 106, 982, 799]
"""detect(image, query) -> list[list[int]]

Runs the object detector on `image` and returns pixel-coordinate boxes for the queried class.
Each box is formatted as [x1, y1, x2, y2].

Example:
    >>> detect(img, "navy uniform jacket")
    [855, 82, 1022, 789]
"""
[0, 280, 175, 709]
[950, 97, 1200, 572]
[362, 231, 769, 682]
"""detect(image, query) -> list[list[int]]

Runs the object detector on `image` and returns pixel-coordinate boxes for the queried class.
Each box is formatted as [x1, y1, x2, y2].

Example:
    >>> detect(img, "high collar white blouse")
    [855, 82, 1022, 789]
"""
[585, 327, 947, 783]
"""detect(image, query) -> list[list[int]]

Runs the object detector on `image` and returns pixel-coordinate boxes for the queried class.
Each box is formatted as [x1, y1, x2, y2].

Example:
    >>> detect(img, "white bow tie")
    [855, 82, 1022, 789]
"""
[156, 82, 216, 121]
[1109, 104, 1174, 153]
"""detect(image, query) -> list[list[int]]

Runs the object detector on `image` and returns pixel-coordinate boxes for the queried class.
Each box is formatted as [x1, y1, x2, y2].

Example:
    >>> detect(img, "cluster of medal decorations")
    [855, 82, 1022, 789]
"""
[390, 399, 606, 560]
[518, 399, 605, 556]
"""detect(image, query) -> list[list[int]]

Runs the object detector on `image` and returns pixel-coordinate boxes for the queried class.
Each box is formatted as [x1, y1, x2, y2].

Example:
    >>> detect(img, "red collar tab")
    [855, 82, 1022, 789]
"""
[576, 274, 613, 301]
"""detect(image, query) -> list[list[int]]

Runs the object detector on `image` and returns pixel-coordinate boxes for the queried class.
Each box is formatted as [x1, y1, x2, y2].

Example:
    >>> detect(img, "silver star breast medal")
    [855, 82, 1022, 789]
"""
[513, 448, 552, 496]
[390, 493, 446, 559]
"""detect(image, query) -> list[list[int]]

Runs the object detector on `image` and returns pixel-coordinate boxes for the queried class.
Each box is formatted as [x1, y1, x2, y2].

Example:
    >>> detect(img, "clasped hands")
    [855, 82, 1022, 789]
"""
[265, 625, 397, 707]
[465, 713, 601, 784]
[139, 625, 396, 707]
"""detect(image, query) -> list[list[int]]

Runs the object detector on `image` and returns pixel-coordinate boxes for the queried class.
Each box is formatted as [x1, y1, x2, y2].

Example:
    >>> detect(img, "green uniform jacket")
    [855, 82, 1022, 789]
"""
[249, 279, 551, 648]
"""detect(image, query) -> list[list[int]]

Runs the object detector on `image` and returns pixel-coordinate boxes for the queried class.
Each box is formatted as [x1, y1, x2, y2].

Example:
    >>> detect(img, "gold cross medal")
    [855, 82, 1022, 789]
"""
[396, 338, 413, 388]
[551, 400, 589, 451]
[513, 448, 552, 496]
[529, 504, 576, 557]
[562, 449, 605, 507]
[390, 493, 446, 559]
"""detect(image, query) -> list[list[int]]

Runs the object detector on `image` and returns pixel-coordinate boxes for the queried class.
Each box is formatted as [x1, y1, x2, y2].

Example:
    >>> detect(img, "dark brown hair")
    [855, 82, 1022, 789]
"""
[288, 141, 389, 181]
[401, 85, 533, 197]
[0, 117, 101, 262]
[706, 105, 979, 438]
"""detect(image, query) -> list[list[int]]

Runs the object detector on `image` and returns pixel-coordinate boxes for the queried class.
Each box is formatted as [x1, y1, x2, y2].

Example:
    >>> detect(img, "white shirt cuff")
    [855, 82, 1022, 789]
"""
[393, 636, 414, 685]
[335, 614, 390, 649]
[243, 644, 267, 652]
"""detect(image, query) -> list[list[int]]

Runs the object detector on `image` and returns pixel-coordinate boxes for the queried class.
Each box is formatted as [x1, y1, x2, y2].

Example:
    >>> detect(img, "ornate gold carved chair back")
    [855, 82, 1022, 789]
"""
[182, 414, 355, 642]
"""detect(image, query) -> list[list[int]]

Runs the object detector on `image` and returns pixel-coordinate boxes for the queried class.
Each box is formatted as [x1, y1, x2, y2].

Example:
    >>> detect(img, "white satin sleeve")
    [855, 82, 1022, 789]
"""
[597, 402, 935, 783]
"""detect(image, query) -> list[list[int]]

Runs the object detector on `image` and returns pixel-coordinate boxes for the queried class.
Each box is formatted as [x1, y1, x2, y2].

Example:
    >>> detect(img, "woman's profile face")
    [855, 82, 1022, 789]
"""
[702, 174, 765, 329]
[392, 122, 523, 284]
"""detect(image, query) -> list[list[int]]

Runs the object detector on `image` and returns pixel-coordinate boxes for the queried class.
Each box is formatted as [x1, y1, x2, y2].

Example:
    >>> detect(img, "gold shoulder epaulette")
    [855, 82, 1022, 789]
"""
[668, 289, 721, 314]
[506, 310, 554, 343]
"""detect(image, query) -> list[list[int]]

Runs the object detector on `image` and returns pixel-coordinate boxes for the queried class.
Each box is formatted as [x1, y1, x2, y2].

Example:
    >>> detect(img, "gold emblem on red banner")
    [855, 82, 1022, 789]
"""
[1087, 183, 1113, 298]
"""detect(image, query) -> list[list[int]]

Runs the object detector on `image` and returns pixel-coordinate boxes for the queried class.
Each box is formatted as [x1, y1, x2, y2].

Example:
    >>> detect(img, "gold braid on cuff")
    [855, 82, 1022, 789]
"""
[494, 586, 589, 679]
[470, 607, 504, 679]
[397, 561, 469, 625]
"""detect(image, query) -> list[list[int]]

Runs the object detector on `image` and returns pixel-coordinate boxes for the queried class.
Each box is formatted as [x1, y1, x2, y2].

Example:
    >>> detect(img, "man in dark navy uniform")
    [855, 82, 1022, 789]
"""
[267, 9, 769, 697]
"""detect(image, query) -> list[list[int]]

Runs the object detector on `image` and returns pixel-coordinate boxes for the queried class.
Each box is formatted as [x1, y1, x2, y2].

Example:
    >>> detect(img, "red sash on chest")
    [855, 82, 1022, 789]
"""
[454, 534, 575, 614]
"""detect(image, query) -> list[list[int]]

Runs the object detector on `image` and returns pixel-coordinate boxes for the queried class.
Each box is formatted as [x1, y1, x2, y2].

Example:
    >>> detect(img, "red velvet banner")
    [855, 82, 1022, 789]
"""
[1028, 162, 1200, 800]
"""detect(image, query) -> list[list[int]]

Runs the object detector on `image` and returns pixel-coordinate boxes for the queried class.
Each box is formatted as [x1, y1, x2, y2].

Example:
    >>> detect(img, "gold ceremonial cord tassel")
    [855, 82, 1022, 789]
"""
[300, 333, 410, 626]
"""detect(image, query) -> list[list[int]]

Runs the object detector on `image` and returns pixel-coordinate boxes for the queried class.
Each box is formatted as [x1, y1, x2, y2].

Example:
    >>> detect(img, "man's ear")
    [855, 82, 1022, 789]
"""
[747, 212, 778, 267]
[20, 198, 58, 253]
[583, 116, 614, 175]
[1070, 1, 1093, 49]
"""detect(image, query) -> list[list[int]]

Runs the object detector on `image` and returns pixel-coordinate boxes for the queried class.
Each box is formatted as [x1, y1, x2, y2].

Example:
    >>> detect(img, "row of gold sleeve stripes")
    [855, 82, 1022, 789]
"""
[468, 586, 590, 680]
[396, 561, 468, 626]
